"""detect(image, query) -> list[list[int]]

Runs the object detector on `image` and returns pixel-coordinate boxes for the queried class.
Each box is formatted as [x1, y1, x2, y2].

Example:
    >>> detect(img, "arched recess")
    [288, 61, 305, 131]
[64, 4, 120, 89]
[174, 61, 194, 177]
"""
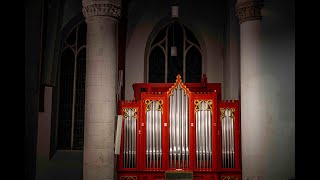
[50, 14, 86, 158]
[144, 17, 207, 83]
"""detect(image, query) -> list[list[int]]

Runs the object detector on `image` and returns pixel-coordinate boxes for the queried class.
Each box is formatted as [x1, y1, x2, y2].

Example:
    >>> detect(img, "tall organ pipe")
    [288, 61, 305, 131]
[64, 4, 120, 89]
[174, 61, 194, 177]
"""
[169, 85, 189, 169]
[169, 96, 173, 168]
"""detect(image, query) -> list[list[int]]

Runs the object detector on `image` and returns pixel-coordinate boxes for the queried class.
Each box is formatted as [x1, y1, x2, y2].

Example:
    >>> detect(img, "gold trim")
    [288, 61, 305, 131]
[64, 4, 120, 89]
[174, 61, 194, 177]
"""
[120, 176, 137, 180]
[221, 176, 238, 180]
[156, 100, 163, 113]
[220, 108, 226, 121]
[194, 100, 201, 113]
[145, 99, 152, 112]
[132, 108, 138, 118]
[230, 108, 235, 119]
[123, 108, 138, 118]
[195, 100, 213, 113]
[220, 108, 235, 121]
[123, 108, 128, 118]
[168, 74, 190, 96]
[206, 100, 213, 111]
[146, 100, 163, 114]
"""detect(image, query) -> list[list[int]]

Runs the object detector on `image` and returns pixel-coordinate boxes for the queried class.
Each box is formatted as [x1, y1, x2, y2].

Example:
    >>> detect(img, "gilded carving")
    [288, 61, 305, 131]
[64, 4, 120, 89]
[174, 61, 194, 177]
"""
[168, 75, 190, 97]
[220, 108, 226, 120]
[123, 108, 138, 118]
[156, 100, 163, 113]
[230, 108, 235, 119]
[146, 100, 163, 114]
[145, 100, 152, 112]
[221, 176, 238, 180]
[120, 176, 137, 180]
[195, 100, 213, 113]
[206, 100, 213, 111]
[132, 108, 138, 118]
[194, 100, 201, 113]
[220, 108, 235, 121]
[123, 108, 129, 118]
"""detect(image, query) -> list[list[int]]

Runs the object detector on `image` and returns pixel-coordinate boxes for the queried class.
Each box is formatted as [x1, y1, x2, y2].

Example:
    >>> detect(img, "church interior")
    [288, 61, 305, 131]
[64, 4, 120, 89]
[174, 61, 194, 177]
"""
[25, 0, 295, 179]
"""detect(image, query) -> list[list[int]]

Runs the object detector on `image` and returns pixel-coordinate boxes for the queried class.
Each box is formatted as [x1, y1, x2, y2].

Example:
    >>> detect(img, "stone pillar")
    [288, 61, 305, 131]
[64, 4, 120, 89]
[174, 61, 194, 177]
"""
[82, 1, 121, 179]
[236, 1, 264, 180]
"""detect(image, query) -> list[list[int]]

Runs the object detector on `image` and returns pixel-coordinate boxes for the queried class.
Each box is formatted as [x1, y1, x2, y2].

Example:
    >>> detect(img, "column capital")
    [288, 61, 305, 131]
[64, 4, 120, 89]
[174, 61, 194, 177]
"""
[82, 0, 121, 22]
[235, 0, 263, 24]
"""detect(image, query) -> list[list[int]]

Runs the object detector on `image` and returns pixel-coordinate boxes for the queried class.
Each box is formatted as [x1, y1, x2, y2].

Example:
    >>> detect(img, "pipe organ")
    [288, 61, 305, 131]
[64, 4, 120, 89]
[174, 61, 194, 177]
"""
[117, 75, 241, 180]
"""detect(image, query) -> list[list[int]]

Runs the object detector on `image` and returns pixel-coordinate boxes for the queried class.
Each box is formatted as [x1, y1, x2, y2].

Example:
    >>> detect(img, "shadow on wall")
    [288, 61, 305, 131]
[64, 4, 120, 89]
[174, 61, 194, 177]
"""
[36, 150, 83, 180]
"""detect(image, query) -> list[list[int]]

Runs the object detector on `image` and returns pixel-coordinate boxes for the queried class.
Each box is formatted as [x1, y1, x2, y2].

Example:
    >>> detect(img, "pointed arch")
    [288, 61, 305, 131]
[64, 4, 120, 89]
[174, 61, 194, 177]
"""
[145, 18, 207, 83]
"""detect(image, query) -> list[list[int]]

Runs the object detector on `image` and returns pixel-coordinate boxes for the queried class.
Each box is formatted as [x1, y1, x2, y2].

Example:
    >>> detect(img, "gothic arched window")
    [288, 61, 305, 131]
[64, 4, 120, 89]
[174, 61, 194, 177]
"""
[57, 20, 86, 150]
[148, 21, 202, 83]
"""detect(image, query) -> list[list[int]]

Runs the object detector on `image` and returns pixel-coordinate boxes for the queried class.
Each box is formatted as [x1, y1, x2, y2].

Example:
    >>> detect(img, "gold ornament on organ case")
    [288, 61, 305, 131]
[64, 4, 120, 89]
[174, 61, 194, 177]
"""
[221, 176, 237, 180]
[123, 108, 138, 118]
[220, 108, 235, 121]
[194, 100, 213, 113]
[145, 100, 163, 114]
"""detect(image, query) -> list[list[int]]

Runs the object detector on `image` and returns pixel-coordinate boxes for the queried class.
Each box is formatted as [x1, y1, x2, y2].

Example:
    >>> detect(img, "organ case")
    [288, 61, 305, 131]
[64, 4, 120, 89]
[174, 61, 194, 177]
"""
[117, 75, 241, 180]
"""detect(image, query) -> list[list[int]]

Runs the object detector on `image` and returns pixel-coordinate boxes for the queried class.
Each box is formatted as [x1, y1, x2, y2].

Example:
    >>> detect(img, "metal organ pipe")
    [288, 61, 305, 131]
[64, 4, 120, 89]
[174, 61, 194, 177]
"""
[152, 102, 155, 167]
[177, 87, 181, 169]
[123, 108, 137, 168]
[159, 103, 162, 168]
[155, 101, 159, 168]
[181, 91, 185, 168]
[222, 109, 226, 168]
[226, 110, 229, 168]
[124, 111, 127, 167]
[196, 110, 199, 168]
[201, 102, 205, 168]
[208, 107, 212, 168]
[172, 89, 177, 168]
[145, 100, 163, 168]
[169, 96, 173, 168]
[195, 100, 212, 169]
[169, 85, 189, 169]
[127, 111, 130, 167]
[200, 102, 204, 168]
[221, 108, 235, 168]
[230, 109, 235, 168]
[231, 109, 234, 168]
[205, 102, 209, 168]
[133, 111, 136, 167]
[123, 112, 126, 167]
[185, 95, 189, 168]
[146, 105, 149, 168]
[147, 101, 151, 168]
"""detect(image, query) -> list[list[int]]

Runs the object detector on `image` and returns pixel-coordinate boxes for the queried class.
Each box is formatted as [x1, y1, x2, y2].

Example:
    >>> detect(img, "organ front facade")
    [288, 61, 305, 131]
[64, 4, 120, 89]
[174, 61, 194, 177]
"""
[116, 75, 241, 180]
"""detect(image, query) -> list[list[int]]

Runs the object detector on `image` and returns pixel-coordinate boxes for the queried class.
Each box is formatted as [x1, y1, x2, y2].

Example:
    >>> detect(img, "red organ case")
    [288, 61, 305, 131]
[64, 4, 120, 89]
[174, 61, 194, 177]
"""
[116, 75, 241, 180]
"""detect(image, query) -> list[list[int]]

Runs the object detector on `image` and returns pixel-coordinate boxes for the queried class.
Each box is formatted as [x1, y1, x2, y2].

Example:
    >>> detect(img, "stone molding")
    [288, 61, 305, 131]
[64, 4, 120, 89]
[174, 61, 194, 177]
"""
[236, 0, 263, 24]
[82, 3, 121, 20]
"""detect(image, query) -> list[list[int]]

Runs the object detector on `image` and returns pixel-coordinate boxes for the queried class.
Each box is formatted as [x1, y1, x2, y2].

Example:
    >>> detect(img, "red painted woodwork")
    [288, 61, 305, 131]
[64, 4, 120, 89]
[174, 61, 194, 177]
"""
[132, 74, 222, 100]
[117, 75, 241, 179]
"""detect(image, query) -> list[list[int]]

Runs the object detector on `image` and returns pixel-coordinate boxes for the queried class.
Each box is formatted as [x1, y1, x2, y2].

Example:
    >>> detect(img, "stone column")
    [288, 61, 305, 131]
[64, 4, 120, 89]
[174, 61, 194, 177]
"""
[82, 1, 121, 179]
[236, 1, 264, 180]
